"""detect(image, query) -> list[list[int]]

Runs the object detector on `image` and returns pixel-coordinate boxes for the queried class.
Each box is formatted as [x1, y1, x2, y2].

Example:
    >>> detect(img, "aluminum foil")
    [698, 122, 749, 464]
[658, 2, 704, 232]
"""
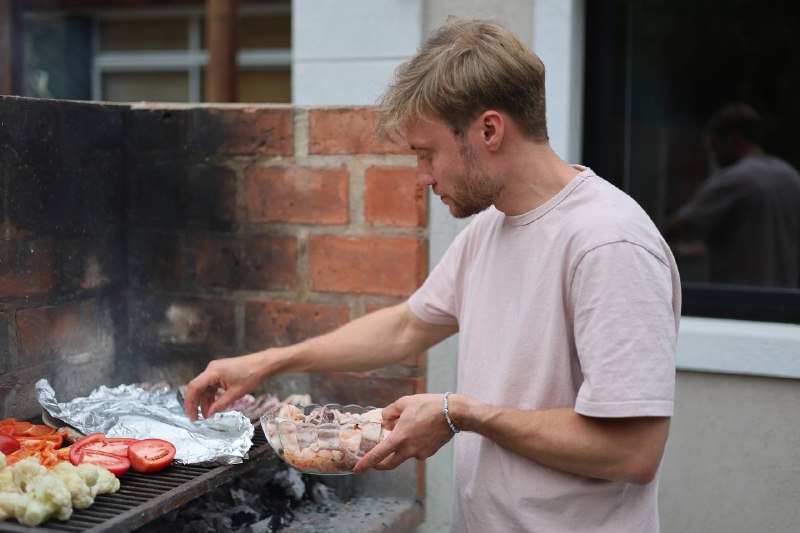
[36, 379, 254, 465]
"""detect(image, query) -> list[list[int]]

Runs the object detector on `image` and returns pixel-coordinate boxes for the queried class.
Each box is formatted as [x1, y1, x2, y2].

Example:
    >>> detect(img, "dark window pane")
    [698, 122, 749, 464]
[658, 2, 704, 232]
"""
[583, 0, 800, 321]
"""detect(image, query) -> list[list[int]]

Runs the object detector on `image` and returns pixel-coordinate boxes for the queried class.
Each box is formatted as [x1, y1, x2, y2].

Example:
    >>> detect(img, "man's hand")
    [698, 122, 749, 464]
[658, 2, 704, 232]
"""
[353, 394, 455, 474]
[183, 352, 268, 421]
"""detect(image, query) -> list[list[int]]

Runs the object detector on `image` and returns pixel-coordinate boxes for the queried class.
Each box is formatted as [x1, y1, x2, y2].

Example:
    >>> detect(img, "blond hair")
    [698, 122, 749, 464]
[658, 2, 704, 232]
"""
[376, 19, 548, 144]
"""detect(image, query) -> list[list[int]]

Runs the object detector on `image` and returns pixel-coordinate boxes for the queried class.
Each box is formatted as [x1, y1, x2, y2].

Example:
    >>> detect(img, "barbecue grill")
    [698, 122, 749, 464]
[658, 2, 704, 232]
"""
[0, 95, 426, 532]
[0, 433, 272, 533]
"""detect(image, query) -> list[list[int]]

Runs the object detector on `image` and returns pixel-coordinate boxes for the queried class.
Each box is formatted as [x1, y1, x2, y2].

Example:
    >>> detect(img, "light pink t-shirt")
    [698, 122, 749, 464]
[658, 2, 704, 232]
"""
[409, 167, 680, 533]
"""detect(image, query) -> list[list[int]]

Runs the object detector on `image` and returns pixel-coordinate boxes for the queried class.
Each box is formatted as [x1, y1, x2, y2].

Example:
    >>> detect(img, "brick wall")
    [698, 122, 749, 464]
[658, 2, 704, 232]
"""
[1, 96, 427, 500]
[0, 97, 129, 417]
[126, 104, 427, 404]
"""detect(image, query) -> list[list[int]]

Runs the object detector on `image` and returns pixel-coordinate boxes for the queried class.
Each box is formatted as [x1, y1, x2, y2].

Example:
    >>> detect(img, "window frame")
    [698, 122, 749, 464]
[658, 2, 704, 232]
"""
[88, 3, 291, 103]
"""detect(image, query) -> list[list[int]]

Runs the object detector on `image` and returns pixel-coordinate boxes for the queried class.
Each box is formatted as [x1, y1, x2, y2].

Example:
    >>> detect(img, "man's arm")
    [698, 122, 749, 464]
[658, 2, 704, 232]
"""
[452, 398, 669, 483]
[354, 394, 669, 485]
[183, 302, 457, 421]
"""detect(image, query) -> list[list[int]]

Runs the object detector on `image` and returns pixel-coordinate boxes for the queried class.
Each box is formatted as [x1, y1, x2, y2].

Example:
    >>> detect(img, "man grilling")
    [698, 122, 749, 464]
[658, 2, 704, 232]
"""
[185, 19, 679, 533]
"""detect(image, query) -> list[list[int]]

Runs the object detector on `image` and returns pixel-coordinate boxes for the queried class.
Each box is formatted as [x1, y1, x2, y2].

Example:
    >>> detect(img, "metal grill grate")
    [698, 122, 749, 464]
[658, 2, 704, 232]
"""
[0, 432, 273, 533]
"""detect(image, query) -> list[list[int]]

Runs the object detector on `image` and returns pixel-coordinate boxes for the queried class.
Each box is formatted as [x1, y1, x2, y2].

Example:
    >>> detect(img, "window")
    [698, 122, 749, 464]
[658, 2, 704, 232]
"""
[583, 0, 800, 323]
[23, 4, 291, 103]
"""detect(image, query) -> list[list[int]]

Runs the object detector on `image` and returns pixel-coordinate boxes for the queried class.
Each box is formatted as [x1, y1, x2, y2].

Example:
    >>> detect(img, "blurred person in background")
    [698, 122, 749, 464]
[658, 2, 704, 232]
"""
[666, 103, 800, 287]
[186, 19, 680, 533]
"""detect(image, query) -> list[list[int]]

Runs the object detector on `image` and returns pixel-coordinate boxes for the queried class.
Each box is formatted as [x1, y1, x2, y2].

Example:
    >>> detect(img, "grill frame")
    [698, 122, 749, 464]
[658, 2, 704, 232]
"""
[0, 432, 274, 533]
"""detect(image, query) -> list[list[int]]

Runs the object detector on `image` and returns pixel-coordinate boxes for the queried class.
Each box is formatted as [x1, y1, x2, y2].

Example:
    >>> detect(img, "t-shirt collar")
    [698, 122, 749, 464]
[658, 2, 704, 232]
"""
[503, 165, 595, 227]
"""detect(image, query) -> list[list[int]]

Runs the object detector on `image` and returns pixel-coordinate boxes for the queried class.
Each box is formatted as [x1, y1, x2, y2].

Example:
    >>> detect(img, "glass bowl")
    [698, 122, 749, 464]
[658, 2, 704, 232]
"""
[260, 403, 389, 475]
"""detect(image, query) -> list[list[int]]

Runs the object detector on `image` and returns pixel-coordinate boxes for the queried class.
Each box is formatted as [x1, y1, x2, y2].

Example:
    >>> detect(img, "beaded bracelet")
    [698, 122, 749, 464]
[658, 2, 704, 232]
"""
[444, 391, 460, 434]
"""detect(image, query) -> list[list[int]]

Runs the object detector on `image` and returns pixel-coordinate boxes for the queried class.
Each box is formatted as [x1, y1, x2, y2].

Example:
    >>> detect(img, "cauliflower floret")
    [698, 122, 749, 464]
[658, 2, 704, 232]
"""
[18, 473, 72, 526]
[76, 463, 119, 497]
[0, 454, 19, 495]
[0, 456, 120, 527]
[50, 462, 95, 510]
[10, 458, 47, 493]
[0, 470, 18, 495]
[0, 492, 29, 521]
[73, 463, 100, 499]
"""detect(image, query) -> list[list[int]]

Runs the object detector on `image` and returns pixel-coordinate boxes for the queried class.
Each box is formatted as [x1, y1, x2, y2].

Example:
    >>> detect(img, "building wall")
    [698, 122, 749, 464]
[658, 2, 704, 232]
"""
[292, 0, 423, 106]
[661, 371, 800, 533]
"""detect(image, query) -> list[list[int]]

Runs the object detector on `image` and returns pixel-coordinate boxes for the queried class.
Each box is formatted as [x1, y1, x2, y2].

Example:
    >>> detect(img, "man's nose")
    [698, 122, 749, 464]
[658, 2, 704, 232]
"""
[416, 170, 435, 187]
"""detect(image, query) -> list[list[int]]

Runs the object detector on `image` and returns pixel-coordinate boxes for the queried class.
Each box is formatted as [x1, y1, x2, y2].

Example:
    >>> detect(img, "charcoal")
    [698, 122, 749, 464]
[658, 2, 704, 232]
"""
[135, 461, 315, 532]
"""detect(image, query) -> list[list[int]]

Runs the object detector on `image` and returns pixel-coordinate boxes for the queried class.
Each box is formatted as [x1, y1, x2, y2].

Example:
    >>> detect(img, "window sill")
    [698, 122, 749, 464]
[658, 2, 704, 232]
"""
[677, 316, 800, 379]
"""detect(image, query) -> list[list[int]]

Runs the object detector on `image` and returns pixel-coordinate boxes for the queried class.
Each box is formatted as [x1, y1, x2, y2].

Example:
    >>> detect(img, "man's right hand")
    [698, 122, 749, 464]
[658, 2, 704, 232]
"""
[183, 351, 269, 421]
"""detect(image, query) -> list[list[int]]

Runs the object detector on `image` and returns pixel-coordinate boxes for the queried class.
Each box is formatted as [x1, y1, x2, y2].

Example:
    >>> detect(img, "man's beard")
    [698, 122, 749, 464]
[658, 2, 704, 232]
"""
[445, 139, 504, 218]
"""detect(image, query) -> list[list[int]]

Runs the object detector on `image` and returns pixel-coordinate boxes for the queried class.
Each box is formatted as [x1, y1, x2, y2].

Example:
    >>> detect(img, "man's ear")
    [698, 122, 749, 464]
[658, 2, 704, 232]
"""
[478, 110, 505, 152]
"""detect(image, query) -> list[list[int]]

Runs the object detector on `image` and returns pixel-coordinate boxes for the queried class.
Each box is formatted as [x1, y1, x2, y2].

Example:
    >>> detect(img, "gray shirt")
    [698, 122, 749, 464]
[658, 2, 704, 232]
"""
[677, 155, 800, 287]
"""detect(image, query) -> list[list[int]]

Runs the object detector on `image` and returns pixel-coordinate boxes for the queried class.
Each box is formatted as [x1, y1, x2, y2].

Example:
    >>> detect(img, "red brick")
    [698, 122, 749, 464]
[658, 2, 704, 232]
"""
[191, 106, 293, 155]
[0, 239, 54, 300]
[16, 299, 113, 367]
[245, 166, 349, 224]
[196, 235, 297, 291]
[309, 373, 424, 409]
[130, 230, 187, 289]
[137, 297, 236, 347]
[186, 164, 237, 228]
[244, 301, 349, 349]
[309, 236, 427, 297]
[365, 166, 426, 227]
[0, 385, 11, 418]
[0, 313, 9, 372]
[309, 108, 412, 155]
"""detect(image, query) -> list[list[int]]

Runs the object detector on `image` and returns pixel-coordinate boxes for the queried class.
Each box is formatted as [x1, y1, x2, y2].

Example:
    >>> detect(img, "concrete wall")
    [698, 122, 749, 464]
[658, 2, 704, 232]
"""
[660, 371, 800, 533]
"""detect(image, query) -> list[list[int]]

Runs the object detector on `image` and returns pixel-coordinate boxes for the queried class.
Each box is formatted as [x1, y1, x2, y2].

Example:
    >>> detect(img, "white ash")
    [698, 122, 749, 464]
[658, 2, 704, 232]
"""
[134, 460, 339, 533]
[273, 468, 306, 502]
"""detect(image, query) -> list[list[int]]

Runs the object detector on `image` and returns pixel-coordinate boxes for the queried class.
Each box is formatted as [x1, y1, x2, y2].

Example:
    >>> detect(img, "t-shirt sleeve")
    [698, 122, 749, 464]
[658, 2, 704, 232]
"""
[570, 241, 677, 417]
[407, 229, 467, 327]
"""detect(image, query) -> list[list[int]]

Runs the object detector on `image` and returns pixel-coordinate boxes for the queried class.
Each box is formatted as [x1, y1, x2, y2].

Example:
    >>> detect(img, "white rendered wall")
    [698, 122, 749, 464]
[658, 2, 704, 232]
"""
[292, 0, 423, 105]
[532, 0, 585, 163]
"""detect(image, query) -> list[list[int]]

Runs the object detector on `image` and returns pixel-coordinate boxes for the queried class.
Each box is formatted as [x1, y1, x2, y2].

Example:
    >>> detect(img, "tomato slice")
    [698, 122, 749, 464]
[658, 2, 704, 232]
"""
[69, 433, 107, 466]
[127, 439, 176, 473]
[0, 435, 21, 455]
[83, 437, 138, 458]
[69, 433, 135, 461]
[78, 449, 130, 476]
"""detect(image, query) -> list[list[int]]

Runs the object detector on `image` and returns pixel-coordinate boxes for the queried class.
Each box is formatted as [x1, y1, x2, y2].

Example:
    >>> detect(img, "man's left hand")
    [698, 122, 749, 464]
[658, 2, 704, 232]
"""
[353, 393, 456, 474]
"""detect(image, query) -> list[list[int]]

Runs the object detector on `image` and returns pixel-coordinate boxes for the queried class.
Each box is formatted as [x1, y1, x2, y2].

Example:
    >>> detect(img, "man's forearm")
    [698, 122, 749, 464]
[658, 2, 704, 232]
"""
[265, 302, 456, 376]
[449, 395, 670, 484]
